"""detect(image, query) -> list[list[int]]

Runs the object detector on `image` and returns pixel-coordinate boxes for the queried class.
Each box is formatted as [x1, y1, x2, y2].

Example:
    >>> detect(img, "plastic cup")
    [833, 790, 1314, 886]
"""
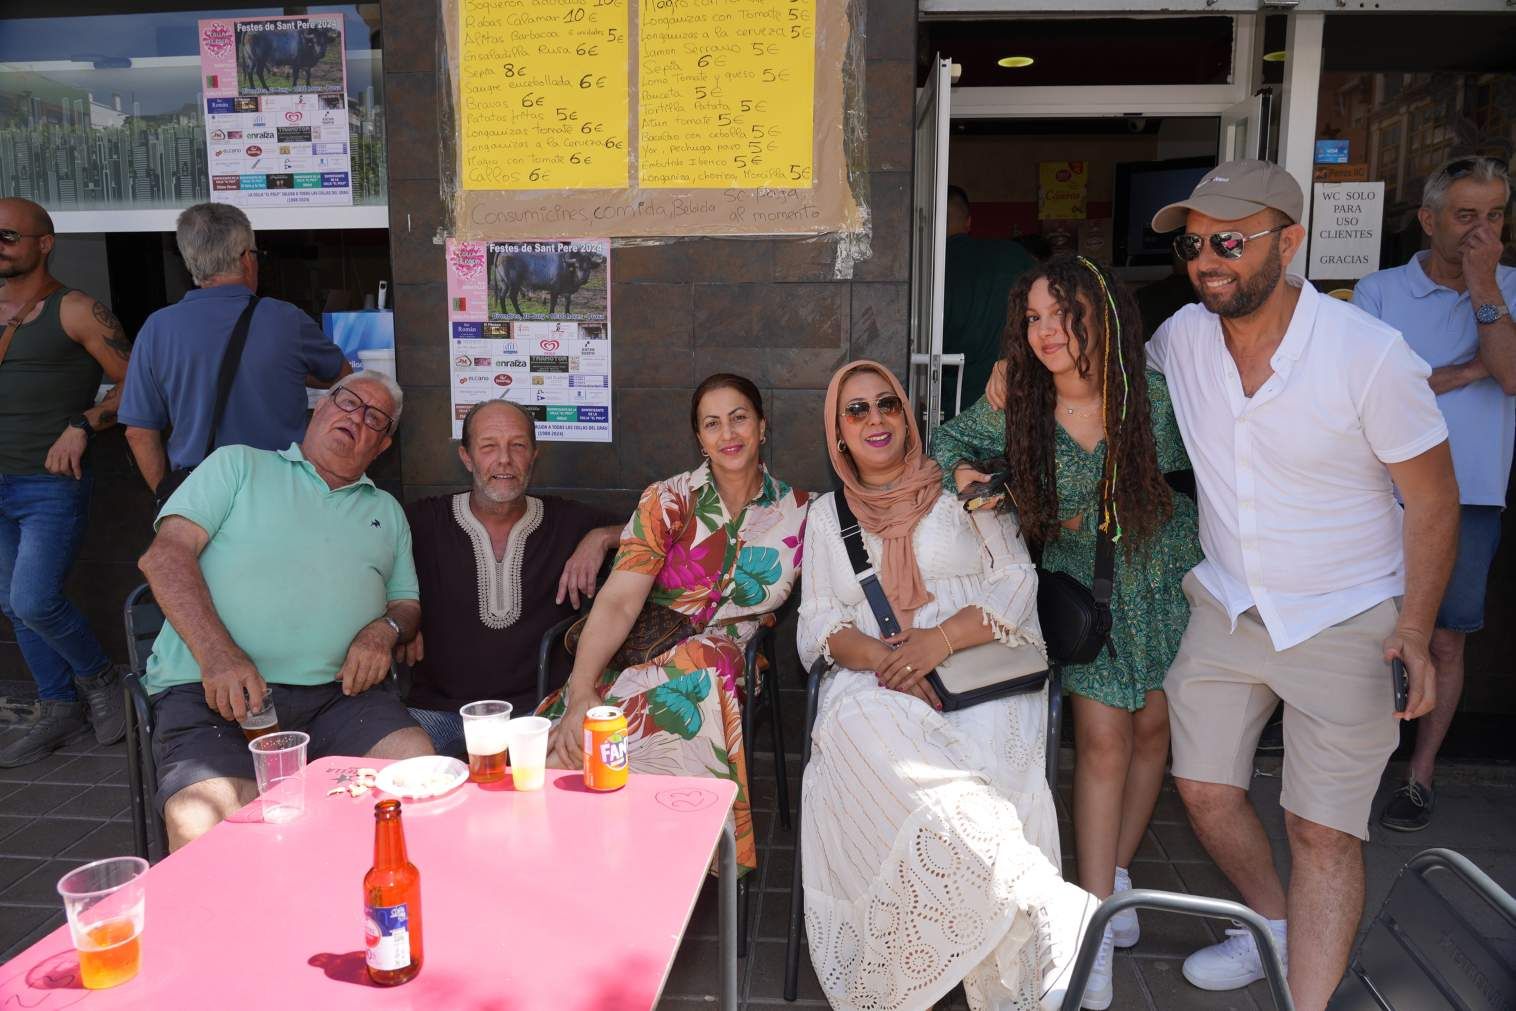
[460, 700, 512, 783]
[507, 716, 551, 791]
[57, 857, 148, 989]
[248, 730, 309, 823]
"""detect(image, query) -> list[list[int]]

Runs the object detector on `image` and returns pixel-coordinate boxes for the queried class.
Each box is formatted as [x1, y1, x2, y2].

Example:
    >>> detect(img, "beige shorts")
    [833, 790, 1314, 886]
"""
[1165, 571, 1401, 840]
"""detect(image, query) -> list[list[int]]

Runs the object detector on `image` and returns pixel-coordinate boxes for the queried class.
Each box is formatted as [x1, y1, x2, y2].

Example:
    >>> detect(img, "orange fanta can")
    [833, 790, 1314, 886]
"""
[584, 705, 629, 791]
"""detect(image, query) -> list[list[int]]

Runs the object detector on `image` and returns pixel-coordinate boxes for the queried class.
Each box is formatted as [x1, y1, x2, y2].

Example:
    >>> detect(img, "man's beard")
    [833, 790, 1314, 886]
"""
[1197, 240, 1283, 319]
[473, 472, 525, 505]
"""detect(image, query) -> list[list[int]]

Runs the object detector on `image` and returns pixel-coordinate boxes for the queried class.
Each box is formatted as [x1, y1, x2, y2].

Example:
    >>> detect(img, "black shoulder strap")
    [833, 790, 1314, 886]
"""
[1092, 495, 1117, 658]
[831, 491, 903, 638]
[204, 295, 260, 461]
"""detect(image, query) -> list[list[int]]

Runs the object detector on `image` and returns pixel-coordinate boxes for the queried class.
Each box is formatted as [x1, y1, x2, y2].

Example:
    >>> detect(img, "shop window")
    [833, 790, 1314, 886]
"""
[0, 4, 385, 230]
[1315, 13, 1516, 276]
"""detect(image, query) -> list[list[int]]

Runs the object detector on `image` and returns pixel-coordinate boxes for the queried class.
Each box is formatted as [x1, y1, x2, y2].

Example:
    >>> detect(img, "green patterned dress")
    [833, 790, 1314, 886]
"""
[931, 372, 1202, 711]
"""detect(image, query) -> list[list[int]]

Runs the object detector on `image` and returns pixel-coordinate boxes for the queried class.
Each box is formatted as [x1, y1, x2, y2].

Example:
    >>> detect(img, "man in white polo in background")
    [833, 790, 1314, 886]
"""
[1146, 160, 1459, 1010]
[1352, 155, 1515, 833]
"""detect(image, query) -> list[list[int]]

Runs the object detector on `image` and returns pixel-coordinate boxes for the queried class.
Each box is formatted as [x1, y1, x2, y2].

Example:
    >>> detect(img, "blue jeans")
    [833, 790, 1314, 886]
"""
[1436, 504, 1503, 633]
[0, 472, 111, 701]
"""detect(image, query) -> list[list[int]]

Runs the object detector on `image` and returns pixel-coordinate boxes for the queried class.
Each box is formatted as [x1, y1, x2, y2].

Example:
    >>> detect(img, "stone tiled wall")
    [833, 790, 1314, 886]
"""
[380, 0, 917, 512]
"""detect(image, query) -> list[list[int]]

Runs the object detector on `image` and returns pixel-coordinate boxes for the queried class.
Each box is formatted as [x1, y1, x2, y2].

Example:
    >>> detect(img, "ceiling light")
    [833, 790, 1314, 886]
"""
[997, 56, 1034, 69]
[1263, 51, 1287, 63]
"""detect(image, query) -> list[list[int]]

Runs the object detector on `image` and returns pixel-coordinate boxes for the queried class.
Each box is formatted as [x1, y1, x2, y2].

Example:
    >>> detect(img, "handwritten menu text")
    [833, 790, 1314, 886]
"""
[460, 0, 630, 190]
[638, 0, 815, 189]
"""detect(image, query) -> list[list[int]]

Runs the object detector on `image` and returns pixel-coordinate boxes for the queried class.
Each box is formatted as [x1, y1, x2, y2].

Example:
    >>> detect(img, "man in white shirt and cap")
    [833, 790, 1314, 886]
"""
[1146, 160, 1458, 1009]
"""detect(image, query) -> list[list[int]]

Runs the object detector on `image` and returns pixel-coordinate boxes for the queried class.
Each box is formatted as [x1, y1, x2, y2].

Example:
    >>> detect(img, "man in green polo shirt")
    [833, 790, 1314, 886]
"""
[139, 371, 431, 850]
[943, 185, 1037, 418]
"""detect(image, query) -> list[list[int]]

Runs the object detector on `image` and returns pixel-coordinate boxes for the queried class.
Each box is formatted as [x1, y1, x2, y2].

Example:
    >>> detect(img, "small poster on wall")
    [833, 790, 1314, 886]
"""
[445, 239, 612, 443]
[198, 14, 354, 208]
[1308, 182, 1385, 281]
[1039, 162, 1088, 221]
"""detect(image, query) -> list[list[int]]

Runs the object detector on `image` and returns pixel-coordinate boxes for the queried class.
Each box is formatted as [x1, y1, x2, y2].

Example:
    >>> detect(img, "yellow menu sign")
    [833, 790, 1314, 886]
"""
[639, 0, 815, 189]
[460, 0, 630, 190]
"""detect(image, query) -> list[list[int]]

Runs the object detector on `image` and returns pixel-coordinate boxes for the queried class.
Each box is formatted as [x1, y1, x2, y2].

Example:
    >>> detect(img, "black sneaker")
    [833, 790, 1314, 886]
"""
[1379, 778, 1435, 832]
[0, 699, 90, 768]
[75, 665, 127, 745]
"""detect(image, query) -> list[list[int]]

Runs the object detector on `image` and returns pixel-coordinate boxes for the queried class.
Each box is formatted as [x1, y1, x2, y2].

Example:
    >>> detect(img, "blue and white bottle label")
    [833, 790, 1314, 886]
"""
[364, 903, 411, 971]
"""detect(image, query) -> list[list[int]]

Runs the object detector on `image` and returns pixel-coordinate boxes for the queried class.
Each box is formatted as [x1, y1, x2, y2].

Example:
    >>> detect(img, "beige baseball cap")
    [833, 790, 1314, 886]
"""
[1151, 159, 1304, 233]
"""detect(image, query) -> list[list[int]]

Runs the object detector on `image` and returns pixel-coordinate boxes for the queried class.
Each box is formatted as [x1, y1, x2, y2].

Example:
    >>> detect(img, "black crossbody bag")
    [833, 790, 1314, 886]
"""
[1035, 512, 1117, 666]
[154, 295, 260, 508]
[831, 492, 1048, 712]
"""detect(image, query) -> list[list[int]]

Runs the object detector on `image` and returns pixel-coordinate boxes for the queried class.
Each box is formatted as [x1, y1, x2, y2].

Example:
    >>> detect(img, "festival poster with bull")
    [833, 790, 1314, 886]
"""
[445, 239, 612, 443]
[198, 15, 354, 208]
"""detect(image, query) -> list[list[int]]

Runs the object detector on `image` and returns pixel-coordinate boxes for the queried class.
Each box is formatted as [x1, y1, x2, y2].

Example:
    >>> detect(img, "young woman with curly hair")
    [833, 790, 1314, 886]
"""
[932, 254, 1202, 1010]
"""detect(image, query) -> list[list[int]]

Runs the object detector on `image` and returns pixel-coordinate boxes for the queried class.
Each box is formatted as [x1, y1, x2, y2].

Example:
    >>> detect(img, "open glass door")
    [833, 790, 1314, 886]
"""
[908, 54, 952, 447]
[1220, 88, 1272, 162]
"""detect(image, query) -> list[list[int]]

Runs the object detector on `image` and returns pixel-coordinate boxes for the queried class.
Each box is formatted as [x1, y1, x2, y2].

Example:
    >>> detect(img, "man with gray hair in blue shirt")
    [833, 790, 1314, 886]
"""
[120, 202, 351, 498]
[1353, 155, 1515, 832]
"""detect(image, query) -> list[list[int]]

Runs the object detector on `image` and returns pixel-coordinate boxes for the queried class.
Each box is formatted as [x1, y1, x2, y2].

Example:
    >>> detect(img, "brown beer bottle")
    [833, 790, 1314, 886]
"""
[364, 799, 423, 985]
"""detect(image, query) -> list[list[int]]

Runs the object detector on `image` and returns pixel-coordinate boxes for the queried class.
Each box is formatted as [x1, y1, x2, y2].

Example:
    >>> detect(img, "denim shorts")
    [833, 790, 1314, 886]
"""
[150, 680, 420, 811]
[1437, 505, 1504, 633]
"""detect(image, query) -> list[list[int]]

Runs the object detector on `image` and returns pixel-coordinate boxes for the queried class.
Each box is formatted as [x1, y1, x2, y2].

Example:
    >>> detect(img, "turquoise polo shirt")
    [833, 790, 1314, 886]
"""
[1354, 253, 1516, 507]
[144, 444, 419, 694]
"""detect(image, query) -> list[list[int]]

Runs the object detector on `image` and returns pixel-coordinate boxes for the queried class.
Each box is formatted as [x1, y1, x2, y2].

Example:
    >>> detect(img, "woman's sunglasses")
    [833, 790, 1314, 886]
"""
[1172, 224, 1288, 262]
[841, 395, 904, 424]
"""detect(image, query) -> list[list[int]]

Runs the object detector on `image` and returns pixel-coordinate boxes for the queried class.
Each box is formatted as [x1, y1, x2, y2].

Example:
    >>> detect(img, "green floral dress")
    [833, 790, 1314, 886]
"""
[931, 372, 1201, 711]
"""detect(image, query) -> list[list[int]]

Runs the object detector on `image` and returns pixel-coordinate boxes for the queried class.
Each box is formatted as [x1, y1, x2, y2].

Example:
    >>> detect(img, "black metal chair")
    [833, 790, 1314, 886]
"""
[534, 602, 794, 959]
[1327, 847, 1516, 1010]
[122, 583, 168, 863]
[783, 659, 1065, 1000]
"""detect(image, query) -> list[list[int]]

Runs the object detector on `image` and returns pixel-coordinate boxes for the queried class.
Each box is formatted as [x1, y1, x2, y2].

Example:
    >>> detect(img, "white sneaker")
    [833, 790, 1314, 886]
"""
[1110, 866, 1139, 948]
[1081, 923, 1115, 1010]
[1030, 879, 1100, 1011]
[1181, 920, 1288, 992]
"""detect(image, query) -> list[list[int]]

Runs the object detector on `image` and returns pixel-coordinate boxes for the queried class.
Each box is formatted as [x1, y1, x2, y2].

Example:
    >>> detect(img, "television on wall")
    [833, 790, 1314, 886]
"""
[1113, 156, 1215, 266]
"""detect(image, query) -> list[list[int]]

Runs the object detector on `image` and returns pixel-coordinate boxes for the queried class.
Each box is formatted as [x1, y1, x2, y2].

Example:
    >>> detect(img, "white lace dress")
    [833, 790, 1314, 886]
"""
[797, 492, 1063, 1011]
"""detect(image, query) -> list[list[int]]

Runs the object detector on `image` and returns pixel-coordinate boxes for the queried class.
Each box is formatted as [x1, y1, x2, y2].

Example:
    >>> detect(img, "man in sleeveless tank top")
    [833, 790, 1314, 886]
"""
[0, 198, 130, 768]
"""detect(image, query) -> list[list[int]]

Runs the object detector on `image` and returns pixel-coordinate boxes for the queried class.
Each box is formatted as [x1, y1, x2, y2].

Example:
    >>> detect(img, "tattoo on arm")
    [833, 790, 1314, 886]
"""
[90, 301, 131, 361]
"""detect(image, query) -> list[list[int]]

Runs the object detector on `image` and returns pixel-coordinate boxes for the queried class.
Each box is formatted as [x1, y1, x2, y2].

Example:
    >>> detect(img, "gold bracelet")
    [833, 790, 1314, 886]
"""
[937, 624, 954, 658]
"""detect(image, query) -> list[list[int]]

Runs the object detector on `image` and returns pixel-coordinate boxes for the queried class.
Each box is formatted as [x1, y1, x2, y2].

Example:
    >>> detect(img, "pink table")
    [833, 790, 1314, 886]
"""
[0, 756, 739, 1010]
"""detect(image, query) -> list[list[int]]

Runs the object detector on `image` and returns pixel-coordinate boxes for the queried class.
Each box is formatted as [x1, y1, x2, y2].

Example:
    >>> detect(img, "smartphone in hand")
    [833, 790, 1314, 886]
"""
[1392, 657, 1409, 715]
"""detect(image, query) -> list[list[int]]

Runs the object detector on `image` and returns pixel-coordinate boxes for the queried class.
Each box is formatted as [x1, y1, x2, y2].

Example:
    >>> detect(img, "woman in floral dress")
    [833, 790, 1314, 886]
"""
[933, 255, 1201, 1009]
[541, 373, 808, 873]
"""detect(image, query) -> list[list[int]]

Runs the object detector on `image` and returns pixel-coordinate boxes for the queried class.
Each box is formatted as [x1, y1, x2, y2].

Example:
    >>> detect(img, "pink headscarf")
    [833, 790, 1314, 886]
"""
[823, 361, 943, 628]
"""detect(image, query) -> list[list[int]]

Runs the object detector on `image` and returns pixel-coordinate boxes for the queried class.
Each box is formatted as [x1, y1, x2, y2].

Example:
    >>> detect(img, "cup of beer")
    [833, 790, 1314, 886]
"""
[56, 857, 149, 989]
[507, 716, 551, 791]
[248, 730, 310, 823]
[460, 700, 512, 783]
[238, 692, 279, 742]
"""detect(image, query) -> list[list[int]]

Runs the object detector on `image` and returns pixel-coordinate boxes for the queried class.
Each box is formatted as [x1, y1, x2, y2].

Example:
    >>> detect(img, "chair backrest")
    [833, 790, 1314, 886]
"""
[123, 583, 164, 676]
[1329, 848, 1516, 1011]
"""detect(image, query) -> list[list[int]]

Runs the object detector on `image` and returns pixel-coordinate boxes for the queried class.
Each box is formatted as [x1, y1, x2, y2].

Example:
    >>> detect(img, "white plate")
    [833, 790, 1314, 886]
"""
[375, 756, 469, 801]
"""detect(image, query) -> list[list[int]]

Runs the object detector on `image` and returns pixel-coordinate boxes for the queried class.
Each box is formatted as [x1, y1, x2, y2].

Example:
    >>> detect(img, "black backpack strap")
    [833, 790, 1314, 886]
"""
[831, 491, 902, 638]
[203, 295, 260, 461]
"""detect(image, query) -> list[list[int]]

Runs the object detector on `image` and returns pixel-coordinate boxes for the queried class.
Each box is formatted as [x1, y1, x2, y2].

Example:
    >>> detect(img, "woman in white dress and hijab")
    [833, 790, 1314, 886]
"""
[797, 360, 1096, 1011]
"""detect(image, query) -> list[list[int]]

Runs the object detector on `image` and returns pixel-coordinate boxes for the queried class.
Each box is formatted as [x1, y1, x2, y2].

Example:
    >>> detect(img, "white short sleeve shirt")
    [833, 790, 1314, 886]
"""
[1147, 276, 1448, 650]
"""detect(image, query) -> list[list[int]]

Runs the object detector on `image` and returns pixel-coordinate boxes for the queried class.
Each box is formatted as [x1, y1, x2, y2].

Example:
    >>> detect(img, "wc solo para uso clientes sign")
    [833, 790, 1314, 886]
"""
[1308, 182, 1384, 281]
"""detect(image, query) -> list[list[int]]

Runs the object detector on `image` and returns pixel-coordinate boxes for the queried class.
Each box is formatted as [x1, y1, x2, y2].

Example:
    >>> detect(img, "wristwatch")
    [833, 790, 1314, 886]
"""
[1475, 302, 1510, 325]
[67, 415, 93, 440]
[381, 616, 403, 640]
